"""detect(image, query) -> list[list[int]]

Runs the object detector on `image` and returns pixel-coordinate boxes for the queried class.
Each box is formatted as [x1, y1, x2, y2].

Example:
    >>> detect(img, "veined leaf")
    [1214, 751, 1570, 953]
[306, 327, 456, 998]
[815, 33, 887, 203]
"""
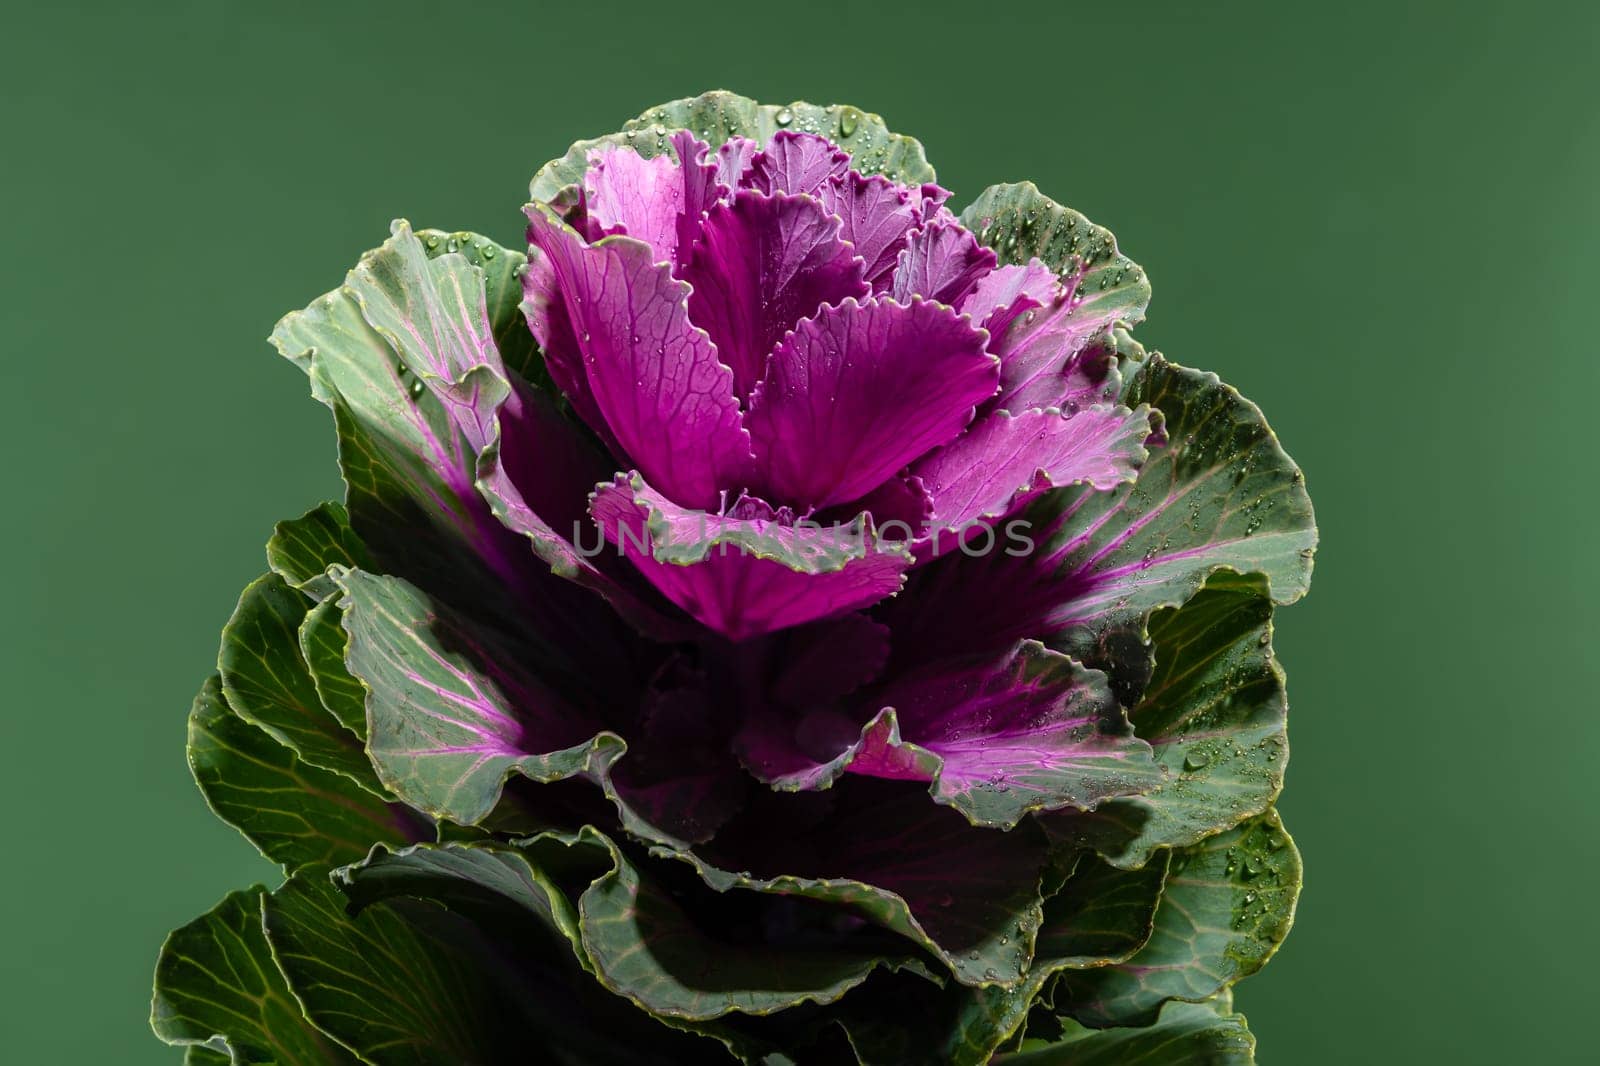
[218, 573, 380, 794]
[266, 501, 373, 602]
[1043, 574, 1289, 869]
[188, 674, 426, 872]
[998, 999, 1255, 1065]
[296, 599, 366, 738]
[1057, 811, 1301, 1027]
[892, 357, 1315, 702]
[150, 888, 355, 1064]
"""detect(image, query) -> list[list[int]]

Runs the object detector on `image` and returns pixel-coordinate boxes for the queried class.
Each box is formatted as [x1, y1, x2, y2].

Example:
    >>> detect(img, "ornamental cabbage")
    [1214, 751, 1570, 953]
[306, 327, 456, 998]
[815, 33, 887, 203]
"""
[151, 91, 1316, 1066]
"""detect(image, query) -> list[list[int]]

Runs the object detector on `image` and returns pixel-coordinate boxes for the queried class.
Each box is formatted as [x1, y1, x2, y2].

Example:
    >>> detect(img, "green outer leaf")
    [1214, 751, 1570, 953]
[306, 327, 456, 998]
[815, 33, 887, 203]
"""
[337, 838, 589, 956]
[657, 794, 1049, 990]
[530, 89, 936, 203]
[999, 999, 1255, 1065]
[267, 501, 374, 602]
[218, 573, 383, 795]
[150, 887, 356, 1064]
[578, 834, 925, 1021]
[297, 599, 367, 738]
[961, 181, 1151, 336]
[1103, 357, 1316, 610]
[336, 566, 728, 849]
[1045, 574, 1288, 869]
[183, 1047, 233, 1066]
[263, 868, 543, 1065]
[306, 220, 683, 643]
[900, 358, 1313, 721]
[341, 829, 920, 1023]
[1004, 356, 1315, 670]
[843, 852, 1170, 1066]
[414, 229, 547, 390]
[1057, 811, 1301, 1027]
[1035, 852, 1171, 971]
[189, 674, 423, 873]
[270, 240, 536, 630]
[334, 568, 639, 825]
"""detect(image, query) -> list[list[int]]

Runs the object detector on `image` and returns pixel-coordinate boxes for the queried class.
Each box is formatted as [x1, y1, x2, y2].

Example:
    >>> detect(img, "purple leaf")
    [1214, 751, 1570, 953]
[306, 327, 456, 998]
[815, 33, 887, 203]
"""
[886, 359, 1316, 684]
[768, 613, 891, 709]
[603, 657, 746, 845]
[525, 206, 752, 510]
[959, 258, 1059, 342]
[890, 221, 998, 307]
[582, 146, 684, 264]
[745, 297, 998, 511]
[681, 190, 868, 399]
[990, 283, 1132, 413]
[819, 171, 919, 288]
[520, 240, 620, 455]
[715, 135, 758, 188]
[739, 641, 1162, 827]
[852, 474, 934, 534]
[668, 130, 726, 273]
[745, 130, 851, 195]
[914, 182, 956, 224]
[911, 405, 1154, 536]
[589, 474, 910, 641]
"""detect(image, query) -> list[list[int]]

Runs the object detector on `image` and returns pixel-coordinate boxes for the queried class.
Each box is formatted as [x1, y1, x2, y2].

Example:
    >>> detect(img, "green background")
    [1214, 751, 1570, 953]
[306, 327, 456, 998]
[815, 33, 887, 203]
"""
[4, 1, 1596, 1061]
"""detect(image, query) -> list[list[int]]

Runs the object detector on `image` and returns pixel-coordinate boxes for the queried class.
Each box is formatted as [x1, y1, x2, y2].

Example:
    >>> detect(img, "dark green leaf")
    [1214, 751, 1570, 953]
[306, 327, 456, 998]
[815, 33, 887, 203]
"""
[150, 888, 356, 1064]
[334, 569, 624, 825]
[276, 855, 737, 1064]
[999, 999, 1255, 1065]
[841, 851, 1171, 1065]
[580, 837, 926, 1020]
[1076, 357, 1317, 625]
[1035, 852, 1170, 970]
[341, 831, 922, 1023]
[264, 868, 563, 1064]
[335, 568, 726, 849]
[270, 241, 536, 631]
[672, 782, 1051, 989]
[218, 573, 381, 794]
[1057, 812, 1301, 1027]
[189, 674, 425, 872]
[297, 600, 366, 738]
[339, 833, 854, 1061]
[1044, 574, 1288, 869]
[337, 836, 593, 953]
[267, 501, 374, 602]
